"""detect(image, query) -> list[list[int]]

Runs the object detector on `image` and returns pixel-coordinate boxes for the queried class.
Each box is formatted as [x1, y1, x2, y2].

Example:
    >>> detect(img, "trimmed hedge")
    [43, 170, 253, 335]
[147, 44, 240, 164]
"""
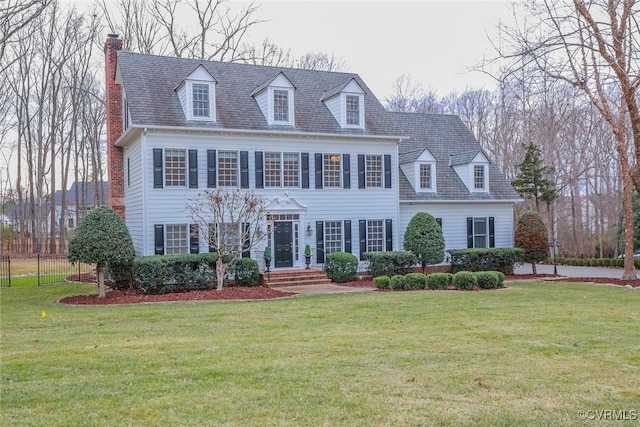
[233, 258, 259, 286]
[405, 272, 427, 290]
[475, 271, 501, 289]
[133, 253, 219, 294]
[373, 275, 390, 289]
[554, 257, 636, 269]
[426, 272, 453, 290]
[324, 252, 359, 283]
[363, 251, 417, 278]
[453, 271, 477, 291]
[449, 248, 524, 275]
[390, 274, 407, 290]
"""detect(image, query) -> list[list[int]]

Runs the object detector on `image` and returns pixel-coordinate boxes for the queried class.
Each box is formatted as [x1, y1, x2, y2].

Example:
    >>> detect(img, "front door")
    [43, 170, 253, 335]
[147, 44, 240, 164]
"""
[274, 221, 293, 268]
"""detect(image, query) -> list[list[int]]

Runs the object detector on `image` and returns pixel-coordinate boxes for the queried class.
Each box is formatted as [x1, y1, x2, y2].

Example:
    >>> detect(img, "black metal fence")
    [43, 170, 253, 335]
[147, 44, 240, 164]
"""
[0, 254, 92, 288]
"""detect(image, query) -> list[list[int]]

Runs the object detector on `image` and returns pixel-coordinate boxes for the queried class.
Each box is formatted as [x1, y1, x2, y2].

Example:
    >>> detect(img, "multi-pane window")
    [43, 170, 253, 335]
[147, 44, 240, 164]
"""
[265, 152, 300, 188]
[325, 221, 342, 255]
[323, 154, 342, 187]
[367, 220, 384, 252]
[218, 151, 238, 187]
[473, 217, 487, 248]
[420, 163, 432, 189]
[474, 165, 485, 189]
[273, 90, 289, 122]
[220, 223, 240, 253]
[166, 224, 188, 254]
[366, 155, 382, 188]
[192, 83, 210, 118]
[165, 149, 186, 187]
[346, 95, 360, 126]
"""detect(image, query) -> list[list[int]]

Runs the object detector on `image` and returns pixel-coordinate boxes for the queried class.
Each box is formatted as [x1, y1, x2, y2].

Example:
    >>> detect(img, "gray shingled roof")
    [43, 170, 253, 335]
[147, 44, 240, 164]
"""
[117, 51, 402, 137]
[393, 112, 520, 202]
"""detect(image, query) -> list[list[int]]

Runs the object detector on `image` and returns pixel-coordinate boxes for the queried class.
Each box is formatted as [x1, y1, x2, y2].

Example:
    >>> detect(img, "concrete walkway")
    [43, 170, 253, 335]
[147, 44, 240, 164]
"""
[514, 263, 637, 279]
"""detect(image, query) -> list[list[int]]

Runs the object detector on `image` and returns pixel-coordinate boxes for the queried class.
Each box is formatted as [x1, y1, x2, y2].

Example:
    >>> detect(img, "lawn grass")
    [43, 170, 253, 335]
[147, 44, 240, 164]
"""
[1, 282, 639, 426]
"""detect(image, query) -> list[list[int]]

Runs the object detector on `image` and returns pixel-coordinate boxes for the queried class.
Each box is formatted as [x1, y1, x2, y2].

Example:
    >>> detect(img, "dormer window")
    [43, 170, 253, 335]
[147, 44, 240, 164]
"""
[252, 72, 295, 126]
[273, 90, 289, 122]
[192, 83, 210, 118]
[346, 95, 360, 126]
[175, 65, 217, 122]
[474, 165, 486, 190]
[419, 163, 434, 190]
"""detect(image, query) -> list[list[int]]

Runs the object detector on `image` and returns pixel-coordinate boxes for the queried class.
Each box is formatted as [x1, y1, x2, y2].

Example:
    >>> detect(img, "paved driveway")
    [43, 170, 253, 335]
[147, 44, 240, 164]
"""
[515, 263, 636, 279]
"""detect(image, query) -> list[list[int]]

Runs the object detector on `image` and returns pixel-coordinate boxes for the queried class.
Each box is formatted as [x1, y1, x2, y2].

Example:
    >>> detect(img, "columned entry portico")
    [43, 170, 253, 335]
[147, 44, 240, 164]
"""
[267, 195, 308, 270]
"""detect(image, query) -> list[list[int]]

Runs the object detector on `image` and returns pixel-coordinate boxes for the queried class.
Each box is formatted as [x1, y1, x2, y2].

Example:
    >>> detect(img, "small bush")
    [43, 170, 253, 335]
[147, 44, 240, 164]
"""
[405, 272, 427, 290]
[426, 272, 453, 290]
[363, 251, 417, 277]
[453, 271, 477, 291]
[324, 252, 358, 283]
[475, 271, 500, 289]
[495, 271, 505, 287]
[373, 275, 390, 289]
[233, 258, 259, 286]
[390, 274, 407, 290]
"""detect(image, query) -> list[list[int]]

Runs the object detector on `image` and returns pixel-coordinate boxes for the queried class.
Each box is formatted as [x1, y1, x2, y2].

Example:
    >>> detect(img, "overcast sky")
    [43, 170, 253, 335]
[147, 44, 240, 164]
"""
[241, 0, 519, 100]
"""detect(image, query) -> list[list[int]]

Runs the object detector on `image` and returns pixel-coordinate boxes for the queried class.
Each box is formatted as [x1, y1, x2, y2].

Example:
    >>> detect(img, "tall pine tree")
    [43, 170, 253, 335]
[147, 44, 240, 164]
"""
[511, 143, 558, 213]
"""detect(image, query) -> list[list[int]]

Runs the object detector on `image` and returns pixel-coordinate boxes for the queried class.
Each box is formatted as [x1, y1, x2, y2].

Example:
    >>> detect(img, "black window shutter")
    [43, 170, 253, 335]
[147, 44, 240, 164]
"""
[154, 224, 164, 255]
[127, 158, 130, 187]
[489, 217, 495, 248]
[240, 151, 249, 188]
[188, 149, 198, 188]
[242, 222, 250, 258]
[207, 150, 216, 188]
[467, 217, 474, 248]
[359, 219, 367, 260]
[384, 154, 392, 188]
[344, 220, 352, 253]
[189, 224, 199, 254]
[436, 218, 442, 229]
[255, 151, 264, 189]
[358, 154, 366, 189]
[316, 221, 324, 263]
[301, 153, 309, 188]
[153, 148, 163, 188]
[342, 154, 350, 189]
[315, 153, 323, 189]
[385, 219, 393, 251]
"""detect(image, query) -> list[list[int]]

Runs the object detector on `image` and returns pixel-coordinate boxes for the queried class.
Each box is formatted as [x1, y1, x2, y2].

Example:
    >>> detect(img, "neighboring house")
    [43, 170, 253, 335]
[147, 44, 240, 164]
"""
[104, 34, 520, 269]
[52, 182, 109, 231]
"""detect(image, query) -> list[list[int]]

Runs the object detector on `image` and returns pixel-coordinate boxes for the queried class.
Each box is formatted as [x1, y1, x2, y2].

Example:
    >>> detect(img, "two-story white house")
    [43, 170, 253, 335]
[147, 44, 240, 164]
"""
[104, 35, 520, 269]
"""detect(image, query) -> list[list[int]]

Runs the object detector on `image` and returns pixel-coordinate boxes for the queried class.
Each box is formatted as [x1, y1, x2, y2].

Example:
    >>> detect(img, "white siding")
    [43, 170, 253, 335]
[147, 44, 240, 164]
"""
[400, 163, 415, 189]
[324, 95, 341, 126]
[453, 164, 470, 192]
[254, 90, 268, 121]
[124, 139, 145, 255]
[176, 85, 187, 117]
[399, 202, 515, 252]
[136, 131, 400, 263]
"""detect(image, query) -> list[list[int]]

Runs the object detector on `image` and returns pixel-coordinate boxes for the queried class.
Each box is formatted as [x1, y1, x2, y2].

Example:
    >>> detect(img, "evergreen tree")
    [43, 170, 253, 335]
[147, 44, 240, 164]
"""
[511, 143, 558, 212]
[403, 212, 445, 273]
[514, 211, 549, 274]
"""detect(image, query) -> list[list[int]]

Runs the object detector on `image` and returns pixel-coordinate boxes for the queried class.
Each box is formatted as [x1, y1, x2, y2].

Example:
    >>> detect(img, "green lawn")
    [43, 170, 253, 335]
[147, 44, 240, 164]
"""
[1, 282, 639, 426]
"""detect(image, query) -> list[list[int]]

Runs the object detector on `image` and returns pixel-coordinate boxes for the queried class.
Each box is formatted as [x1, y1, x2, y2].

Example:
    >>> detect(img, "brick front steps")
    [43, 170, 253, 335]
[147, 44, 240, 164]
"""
[259, 268, 333, 288]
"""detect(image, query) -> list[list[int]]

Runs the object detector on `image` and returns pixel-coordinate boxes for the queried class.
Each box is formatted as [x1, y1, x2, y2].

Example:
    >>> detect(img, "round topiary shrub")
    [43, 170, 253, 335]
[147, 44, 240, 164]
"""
[425, 272, 453, 290]
[233, 258, 259, 286]
[495, 271, 505, 287]
[453, 271, 477, 291]
[390, 274, 406, 290]
[324, 252, 358, 283]
[405, 272, 427, 290]
[373, 275, 390, 289]
[475, 271, 499, 289]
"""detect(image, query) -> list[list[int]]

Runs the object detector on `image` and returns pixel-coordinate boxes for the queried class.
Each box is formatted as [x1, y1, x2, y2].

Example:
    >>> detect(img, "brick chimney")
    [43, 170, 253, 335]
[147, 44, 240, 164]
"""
[104, 33, 125, 219]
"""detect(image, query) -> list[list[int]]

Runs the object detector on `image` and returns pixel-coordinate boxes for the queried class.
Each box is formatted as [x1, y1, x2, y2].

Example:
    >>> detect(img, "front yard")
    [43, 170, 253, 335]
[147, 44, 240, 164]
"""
[1, 281, 639, 426]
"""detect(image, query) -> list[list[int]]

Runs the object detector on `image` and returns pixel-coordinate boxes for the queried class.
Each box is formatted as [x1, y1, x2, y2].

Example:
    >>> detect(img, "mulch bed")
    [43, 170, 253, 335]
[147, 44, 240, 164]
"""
[60, 271, 638, 305]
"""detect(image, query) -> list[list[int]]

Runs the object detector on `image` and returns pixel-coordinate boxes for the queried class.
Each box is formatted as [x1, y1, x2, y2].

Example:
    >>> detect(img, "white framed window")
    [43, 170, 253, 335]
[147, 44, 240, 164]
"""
[165, 149, 186, 187]
[220, 222, 241, 253]
[192, 83, 210, 118]
[323, 154, 342, 188]
[218, 151, 238, 187]
[367, 220, 384, 252]
[474, 165, 486, 190]
[265, 152, 299, 188]
[366, 155, 382, 188]
[325, 221, 343, 255]
[346, 95, 360, 126]
[473, 217, 488, 248]
[166, 224, 188, 254]
[273, 90, 289, 122]
[419, 163, 434, 190]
